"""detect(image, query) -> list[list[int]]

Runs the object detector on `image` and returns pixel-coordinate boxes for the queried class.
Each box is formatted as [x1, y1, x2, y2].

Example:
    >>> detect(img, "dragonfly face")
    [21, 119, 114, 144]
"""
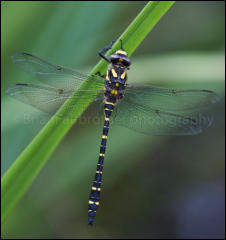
[6, 40, 220, 226]
[109, 50, 131, 68]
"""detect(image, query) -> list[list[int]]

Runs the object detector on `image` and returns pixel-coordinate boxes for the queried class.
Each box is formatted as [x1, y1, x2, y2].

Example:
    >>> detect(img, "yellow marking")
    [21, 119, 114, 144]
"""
[115, 64, 124, 68]
[116, 50, 127, 56]
[111, 69, 117, 78]
[89, 200, 99, 205]
[102, 135, 107, 139]
[105, 117, 110, 121]
[119, 58, 123, 62]
[99, 153, 104, 157]
[96, 170, 103, 174]
[106, 71, 110, 81]
[121, 71, 126, 79]
[105, 101, 115, 106]
[105, 108, 113, 111]
[88, 210, 96, 213]
[92, 187, 101, 191]
[111, 90, 118, 95]
[115, 82, 119, 87]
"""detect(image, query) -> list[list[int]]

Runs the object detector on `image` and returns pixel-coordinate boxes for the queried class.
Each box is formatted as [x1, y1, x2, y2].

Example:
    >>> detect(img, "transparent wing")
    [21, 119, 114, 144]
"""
[11, 52, 104, 90]
[126, 83, 219, 114]
[6, 83, 104, 119]
[113, 84, 220, 135]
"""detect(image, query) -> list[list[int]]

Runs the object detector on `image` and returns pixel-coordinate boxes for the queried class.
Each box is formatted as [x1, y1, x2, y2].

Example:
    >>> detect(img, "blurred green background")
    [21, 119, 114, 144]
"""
[1, 1, 225, 238]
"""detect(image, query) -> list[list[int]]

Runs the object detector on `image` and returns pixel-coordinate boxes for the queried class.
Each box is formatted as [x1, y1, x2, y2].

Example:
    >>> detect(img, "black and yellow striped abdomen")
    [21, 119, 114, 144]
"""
[88, 44, 129, 225]
[88, 101, 115, 225]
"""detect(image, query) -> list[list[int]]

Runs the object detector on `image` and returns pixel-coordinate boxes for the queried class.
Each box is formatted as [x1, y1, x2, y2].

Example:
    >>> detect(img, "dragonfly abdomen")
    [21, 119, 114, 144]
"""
[88, 101, 115, 225]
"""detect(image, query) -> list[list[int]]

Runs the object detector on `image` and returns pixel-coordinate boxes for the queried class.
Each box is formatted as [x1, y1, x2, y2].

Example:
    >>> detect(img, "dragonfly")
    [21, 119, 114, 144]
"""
[6, 40, 219, 225]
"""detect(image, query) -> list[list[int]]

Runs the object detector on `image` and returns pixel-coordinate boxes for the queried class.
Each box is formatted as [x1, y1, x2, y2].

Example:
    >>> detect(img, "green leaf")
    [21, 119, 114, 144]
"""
[1, 1, 175, 223]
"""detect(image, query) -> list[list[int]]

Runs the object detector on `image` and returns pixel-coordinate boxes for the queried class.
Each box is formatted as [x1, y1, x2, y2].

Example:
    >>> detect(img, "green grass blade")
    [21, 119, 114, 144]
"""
[1, 1, 175, 223]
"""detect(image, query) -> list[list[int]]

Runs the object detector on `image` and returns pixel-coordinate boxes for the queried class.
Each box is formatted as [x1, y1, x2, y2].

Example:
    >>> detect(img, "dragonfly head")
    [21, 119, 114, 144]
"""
[115, 50, 127, 56]
[109, 50, 131, 68]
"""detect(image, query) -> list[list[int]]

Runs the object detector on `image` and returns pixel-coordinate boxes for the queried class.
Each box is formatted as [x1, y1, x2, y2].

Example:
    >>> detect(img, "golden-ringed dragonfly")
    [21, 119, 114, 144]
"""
[7, 40, 219, 225]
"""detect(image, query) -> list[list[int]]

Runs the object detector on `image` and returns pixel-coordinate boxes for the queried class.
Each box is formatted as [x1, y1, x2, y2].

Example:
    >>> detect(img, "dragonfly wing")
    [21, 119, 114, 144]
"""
[11, 52, 104, 90]
[126, 83, 220, 114]
[113, 87, 219, 135]
[6, 83, 104, 119]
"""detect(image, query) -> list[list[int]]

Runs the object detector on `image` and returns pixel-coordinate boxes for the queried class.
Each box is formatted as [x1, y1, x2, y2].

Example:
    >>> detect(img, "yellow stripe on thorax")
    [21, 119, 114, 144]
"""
[111, 69, 117, 78]
[111, 90, 118, 95]
[106, 71, 110, 81]
[121, 71, 126, 79]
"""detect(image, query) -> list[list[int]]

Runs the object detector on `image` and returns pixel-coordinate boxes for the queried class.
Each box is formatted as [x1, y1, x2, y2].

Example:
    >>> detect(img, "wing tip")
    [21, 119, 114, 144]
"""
[201, 89, 221, 104]
[211, 93, 221, 104]
[6, 84, 17, 95]
[6, 83, 29, 95]
[11, 52, 33, 62]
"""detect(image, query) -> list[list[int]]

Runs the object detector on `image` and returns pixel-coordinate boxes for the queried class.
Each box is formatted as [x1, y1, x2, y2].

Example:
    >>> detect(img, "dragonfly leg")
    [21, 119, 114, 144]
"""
[99, 40, 115, 62]
[120, 39, 125, 51]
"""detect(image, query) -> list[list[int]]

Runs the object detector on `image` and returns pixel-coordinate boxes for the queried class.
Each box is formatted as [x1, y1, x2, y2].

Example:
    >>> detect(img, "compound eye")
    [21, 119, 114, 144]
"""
[109, 55, 119, 64]
[112, 58, 119, 64]
[123, 59, 131, 67]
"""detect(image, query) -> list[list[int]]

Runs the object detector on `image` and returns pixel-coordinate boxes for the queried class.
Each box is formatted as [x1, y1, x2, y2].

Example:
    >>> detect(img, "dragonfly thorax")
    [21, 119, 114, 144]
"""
[104, 65, 127, 103]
